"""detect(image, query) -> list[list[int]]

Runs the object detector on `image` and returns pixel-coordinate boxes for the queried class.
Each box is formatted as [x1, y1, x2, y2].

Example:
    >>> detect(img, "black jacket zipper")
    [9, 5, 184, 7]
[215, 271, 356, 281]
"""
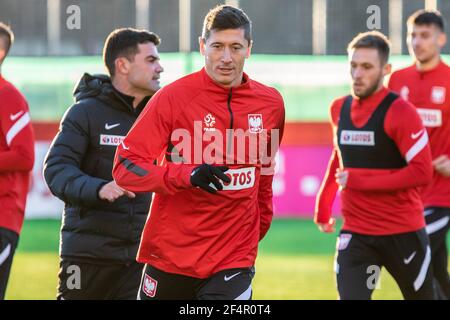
[227, 88, 234, 129]
[226, 88, 234, 154]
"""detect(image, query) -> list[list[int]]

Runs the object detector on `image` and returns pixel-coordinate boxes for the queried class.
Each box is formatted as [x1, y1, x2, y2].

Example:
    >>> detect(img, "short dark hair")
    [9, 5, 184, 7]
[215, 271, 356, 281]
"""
[201, 5, 252, 45]
[347, 31, 391, 65]
[103, 28, 161, 77]
[0, 22, 14, 62]
[408, 9, 445, 32]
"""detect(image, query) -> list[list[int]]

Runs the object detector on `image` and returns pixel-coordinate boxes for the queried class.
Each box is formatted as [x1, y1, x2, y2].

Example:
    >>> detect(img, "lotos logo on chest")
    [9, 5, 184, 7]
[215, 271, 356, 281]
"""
[221, 167, 256, 191]
[100, 134, 125, 146]
[417, 108, 442, 127]
[340, 130, 375, 146]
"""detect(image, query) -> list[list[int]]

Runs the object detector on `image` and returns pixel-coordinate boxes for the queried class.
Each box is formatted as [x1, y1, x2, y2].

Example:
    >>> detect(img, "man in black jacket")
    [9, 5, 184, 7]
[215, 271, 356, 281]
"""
[43, 28, 163, 300]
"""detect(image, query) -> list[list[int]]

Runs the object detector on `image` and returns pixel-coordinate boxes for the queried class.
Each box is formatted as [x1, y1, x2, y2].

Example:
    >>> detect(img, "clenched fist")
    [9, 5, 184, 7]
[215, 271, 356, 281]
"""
[98, 181, 135, 202]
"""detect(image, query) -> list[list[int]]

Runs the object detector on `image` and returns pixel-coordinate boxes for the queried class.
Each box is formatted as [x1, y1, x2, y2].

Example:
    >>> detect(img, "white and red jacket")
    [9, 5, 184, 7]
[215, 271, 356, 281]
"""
[315, 88, 432, 235]
[113, 68, 285, 278]
[389, 61, 450, 208]
[0, 74, 35, 234]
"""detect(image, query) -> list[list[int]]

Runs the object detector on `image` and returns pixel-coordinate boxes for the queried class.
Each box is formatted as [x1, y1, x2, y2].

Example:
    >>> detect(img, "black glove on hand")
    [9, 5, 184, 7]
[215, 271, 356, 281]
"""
[190, 164, 231, 194]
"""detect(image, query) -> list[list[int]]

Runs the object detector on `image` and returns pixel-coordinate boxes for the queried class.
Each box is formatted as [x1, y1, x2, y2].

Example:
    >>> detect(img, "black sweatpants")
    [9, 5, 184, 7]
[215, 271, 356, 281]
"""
[424, 207, 450, 300]
[335, 228, 436, 300]
[138, 264, 255, 300]
[57, 258, 144, 300]
[0, 227, 19, 300]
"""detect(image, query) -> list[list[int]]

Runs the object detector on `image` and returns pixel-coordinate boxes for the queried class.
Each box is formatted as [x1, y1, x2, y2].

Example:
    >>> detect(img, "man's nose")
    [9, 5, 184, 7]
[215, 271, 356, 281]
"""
[156, 61, 164, 73]
[221, 47, 232, 63]
[352, 67, 363, 79]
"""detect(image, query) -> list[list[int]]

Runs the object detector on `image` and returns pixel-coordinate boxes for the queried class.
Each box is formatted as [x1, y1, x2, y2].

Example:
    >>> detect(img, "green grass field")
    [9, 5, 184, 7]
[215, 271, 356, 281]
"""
[8, 218, 448, 300]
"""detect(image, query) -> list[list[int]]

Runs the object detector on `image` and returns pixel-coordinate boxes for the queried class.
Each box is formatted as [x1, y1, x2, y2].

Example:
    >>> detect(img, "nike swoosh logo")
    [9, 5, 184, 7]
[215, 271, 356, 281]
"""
[411, 129, 424, 140]
[105, 123, 120, 130]
[121, 142, 130, 150]
[224, 272, 241, 282]
[403, 251, 417, 265]
[10, 111, 24, 121]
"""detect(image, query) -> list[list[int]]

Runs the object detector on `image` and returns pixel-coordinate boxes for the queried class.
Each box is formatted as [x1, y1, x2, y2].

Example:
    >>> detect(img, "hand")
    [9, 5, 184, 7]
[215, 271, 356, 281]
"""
[335, 168, 349, 189]
[190, 164, 231, 194]
[433, 155, 450, 177]
[98, 181, 136, 202]
[317, 218, 336, 233]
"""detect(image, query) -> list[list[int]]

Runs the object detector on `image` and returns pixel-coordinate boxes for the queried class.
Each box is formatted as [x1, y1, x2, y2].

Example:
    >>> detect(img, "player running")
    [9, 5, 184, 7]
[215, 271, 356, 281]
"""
[0, 23, 35, 300]
[113, 5, 285, 300]
[315, 31, 436, 300]
[388, 10, 450, 299]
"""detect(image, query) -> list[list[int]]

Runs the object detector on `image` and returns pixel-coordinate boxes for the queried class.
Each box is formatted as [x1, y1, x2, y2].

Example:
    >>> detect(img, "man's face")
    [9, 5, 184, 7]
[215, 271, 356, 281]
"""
[200, 28, 251, 88]
[349, 48, 390, 99]
[407, 24, 446, 64]
[126, 42, 163, 95]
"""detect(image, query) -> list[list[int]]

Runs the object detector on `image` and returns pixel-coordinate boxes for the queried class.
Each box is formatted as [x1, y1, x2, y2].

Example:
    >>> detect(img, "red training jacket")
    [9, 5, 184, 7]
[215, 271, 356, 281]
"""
[315, 87, 432, 235]
[389, 61, 450, 208]
[0, 74, 35, 234]
[113, 68, 285, 278]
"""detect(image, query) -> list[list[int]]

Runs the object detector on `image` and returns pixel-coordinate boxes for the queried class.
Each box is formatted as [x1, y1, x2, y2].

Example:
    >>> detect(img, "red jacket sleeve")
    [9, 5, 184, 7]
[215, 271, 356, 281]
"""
[346, 99, 433, 191]
[258, 101, 285, 241]
[314, 98, 342, 224]
[314, 149, 340, 224]
[113, 89, 195, 195]
[0, 87, 35, 172]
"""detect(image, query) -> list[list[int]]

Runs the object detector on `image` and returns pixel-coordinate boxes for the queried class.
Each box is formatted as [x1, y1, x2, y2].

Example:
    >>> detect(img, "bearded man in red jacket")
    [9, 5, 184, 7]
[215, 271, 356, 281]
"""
[315, 31, 436, 300]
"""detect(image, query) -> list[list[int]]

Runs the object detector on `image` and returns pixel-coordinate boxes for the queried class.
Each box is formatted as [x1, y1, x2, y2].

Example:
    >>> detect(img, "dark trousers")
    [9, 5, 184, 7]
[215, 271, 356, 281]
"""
[138, 264, 255, 300]
[425, 207, 450, 299]
[57, 258, 144, 300]
[335, 228, 436, 300]
[0, 227, 19, 300]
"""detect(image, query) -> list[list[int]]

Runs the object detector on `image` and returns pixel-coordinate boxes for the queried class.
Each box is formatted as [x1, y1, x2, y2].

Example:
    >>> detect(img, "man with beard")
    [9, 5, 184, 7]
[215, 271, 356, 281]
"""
[389, 10, 450, 299]
[44, 28, 163, 299]
[314, 31, 436, 299]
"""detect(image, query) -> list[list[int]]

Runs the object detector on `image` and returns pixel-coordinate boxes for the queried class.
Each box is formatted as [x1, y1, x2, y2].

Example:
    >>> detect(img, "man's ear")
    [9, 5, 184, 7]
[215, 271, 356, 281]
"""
[199, 37, 206, 56]
[115, 57, 130, 76]
[438, 32, 447, 49]
[383, 62, 392, 77]
[246, 40, 253, 59]
[0, 48, 5, 63]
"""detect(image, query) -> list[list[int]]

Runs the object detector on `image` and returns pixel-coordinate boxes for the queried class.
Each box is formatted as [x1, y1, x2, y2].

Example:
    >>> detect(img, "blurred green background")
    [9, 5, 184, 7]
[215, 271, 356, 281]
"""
[4, 54, 436, 123]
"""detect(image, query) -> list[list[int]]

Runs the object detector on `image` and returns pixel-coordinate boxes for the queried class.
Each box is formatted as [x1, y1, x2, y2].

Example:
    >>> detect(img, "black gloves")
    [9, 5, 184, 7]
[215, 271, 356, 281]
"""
[190, 164, 231, 194]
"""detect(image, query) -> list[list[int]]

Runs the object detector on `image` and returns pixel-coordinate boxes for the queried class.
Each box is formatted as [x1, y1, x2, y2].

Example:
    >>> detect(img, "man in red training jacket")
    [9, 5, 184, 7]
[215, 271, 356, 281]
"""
[113, 5, 284, 300]
[0, 23, 35, 299]
[389, 9, 450, 299]
[315, 31, 435, 300]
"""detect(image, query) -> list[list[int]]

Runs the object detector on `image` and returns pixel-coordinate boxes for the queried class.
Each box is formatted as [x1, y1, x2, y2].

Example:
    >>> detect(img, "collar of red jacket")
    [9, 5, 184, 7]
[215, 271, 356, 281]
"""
[200, 67, 251, 93]
[414, 59, 447, 75]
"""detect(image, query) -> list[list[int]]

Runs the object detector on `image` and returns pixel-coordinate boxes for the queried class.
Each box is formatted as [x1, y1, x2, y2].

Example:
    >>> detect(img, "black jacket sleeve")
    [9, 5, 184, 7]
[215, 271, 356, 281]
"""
[43, 102, 108, 207]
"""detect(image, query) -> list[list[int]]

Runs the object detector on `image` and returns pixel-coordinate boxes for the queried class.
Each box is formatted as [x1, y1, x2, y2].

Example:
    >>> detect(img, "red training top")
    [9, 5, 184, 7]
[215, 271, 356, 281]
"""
[389, 61, 450, 208]
[0, 74, 35, 234]
[113, 68, 285, 278]
[315, 87, 432, 235]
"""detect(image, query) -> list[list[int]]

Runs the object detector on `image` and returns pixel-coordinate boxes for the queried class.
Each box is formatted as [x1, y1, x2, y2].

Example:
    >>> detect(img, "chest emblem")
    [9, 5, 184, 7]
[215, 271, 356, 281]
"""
[431, 86, 446, 104]
[248, 114, 263, 133]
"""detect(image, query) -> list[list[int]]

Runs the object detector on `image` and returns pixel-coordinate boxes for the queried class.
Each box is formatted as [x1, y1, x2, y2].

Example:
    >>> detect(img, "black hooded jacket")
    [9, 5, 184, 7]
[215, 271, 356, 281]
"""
[44, 73, 151, 263]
